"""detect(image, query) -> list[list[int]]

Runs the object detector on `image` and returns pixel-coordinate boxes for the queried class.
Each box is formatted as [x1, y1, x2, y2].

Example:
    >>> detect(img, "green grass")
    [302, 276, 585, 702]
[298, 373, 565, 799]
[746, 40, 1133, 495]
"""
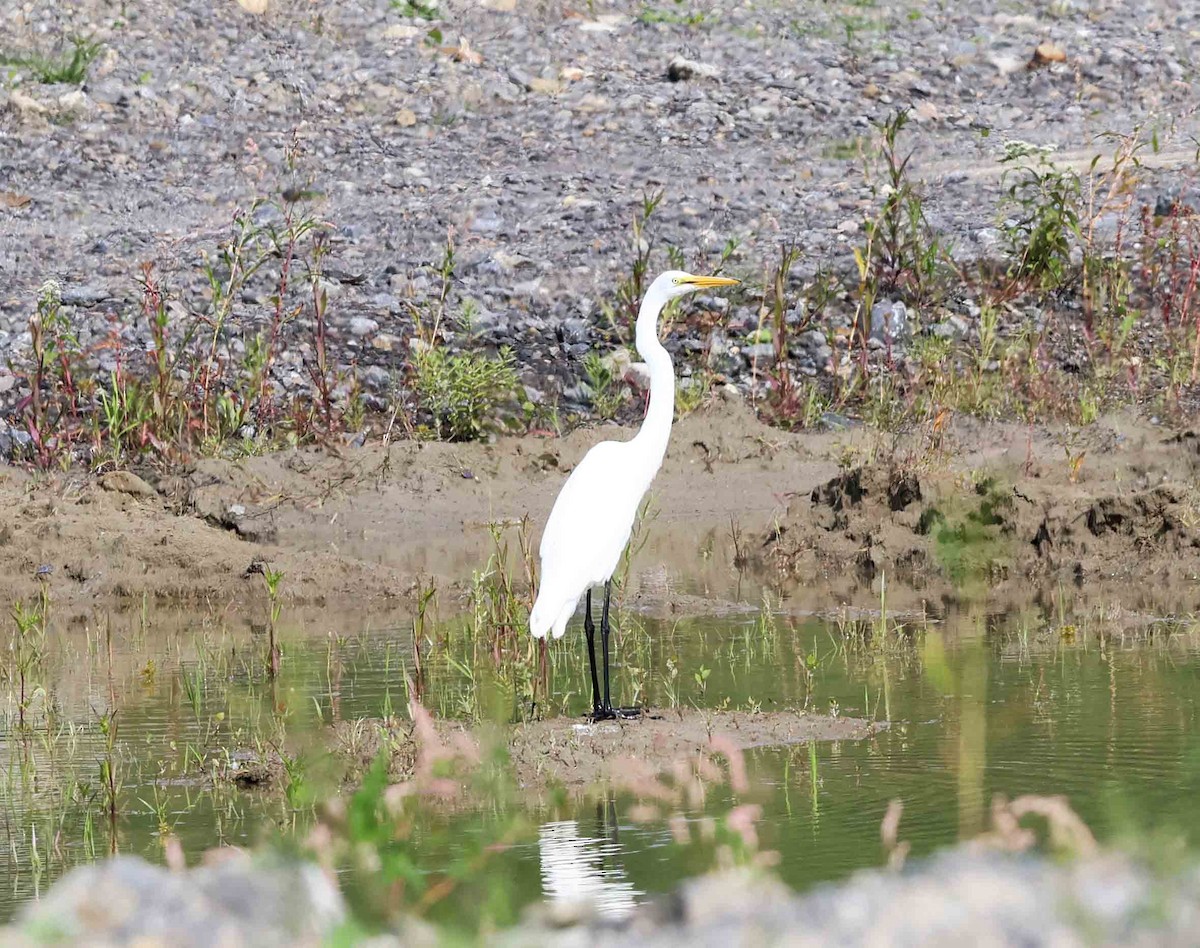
[637, 2, 712, 26]
[918, 478, 1013, 584]
[1, 37, 102, 85]
[389, 0, 438, 17]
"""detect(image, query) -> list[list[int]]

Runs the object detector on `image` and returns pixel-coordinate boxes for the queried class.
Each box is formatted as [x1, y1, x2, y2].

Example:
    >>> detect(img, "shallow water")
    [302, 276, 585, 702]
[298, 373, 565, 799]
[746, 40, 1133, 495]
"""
[2, 594, 1199, 926]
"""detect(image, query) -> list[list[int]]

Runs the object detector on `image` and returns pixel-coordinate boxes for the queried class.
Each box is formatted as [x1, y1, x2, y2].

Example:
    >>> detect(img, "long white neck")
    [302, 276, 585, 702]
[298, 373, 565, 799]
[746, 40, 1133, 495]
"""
[631, 288, 675, 472]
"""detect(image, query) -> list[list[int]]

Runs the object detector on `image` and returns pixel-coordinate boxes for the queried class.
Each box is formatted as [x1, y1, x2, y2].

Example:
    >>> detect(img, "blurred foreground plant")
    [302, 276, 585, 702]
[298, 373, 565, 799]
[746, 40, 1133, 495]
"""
[305, 697, 530, 933]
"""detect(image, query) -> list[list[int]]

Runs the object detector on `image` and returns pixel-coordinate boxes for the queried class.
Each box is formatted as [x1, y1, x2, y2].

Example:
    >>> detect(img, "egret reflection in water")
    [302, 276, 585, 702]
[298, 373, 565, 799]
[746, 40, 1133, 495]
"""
[537, 805, 640, 919]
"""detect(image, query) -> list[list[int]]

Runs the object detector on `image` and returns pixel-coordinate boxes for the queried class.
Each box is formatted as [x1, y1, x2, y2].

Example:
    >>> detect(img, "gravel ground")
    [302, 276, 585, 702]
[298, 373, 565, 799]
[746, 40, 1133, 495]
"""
[8, 851, 346, 947]
[503, 848, 1200, 947]
[2, 0, 1199, 420]
[10, 845, 1200, 946]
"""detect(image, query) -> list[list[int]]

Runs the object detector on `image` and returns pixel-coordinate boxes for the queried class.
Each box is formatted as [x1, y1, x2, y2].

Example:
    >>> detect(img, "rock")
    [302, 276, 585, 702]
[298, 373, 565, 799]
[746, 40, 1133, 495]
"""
[383, 24, 422, 40]
[572, 94, 610, 113]
[1030, 42, 1067, 67]
[706, 328, 741, 377]
[600, 348, 633, 379]
[796, 330, 827, 351]
[626, 362, 652, 389]
[499, 849, 1200, 946]
[743, 342, 776, 363]
[506, 67, 535, 90]
[57, 90, 90, 114]
[236, 0, 269, 11]
[667, 56, 720, 82]
[561, 383, 590, 405]
[99, 471, 157, 499]
[975, 228, 1004, 255]
[0, 0, 1186, 438]
[578, 14, 625, 32]
[14, 853, 343, 947]
[348, 316, 379, 337]
[989, 54, 1027, 76]
[870, 300, 909, 342]
[362, 365, 392, 394]
[8, 89, 47, 115]
[819, 411, 853, 431]
[0, 422, 33, 460]
[559, 319, 590, 344]
[692, 294, 729, 314]
[470, 213, 503, 234]
[61, 284, 111, 306]
[929, 316, 968, 341]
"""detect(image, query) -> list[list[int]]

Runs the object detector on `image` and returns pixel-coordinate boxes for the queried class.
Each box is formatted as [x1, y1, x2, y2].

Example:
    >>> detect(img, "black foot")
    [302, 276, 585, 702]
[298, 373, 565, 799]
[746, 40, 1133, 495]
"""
[588, 705, 644, 722]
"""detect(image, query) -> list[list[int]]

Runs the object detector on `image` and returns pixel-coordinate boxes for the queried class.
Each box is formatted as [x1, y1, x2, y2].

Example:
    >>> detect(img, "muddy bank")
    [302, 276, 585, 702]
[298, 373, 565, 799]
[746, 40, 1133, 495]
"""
[231, 705, 878, 799]
[2, 402, 1199, 617]
[763, 416, 1200, 596]
[0, 399, 816, 612]
[506, 709, 880, 791]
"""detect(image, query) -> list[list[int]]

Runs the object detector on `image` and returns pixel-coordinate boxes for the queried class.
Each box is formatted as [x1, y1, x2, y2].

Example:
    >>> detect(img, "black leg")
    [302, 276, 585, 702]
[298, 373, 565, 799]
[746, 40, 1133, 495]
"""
[584, 590, 602, 717]
[599, 581, 643, 721]
[600, 580, 613, 713]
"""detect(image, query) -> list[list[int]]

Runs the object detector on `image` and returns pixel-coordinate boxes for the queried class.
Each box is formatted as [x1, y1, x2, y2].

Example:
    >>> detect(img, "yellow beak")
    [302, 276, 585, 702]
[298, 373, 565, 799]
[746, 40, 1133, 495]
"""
[681, 275, 740, 288]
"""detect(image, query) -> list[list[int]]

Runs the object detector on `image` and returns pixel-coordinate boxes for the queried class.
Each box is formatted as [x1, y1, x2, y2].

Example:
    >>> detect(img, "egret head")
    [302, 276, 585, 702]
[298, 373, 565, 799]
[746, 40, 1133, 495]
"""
[653, 270, 740, 302]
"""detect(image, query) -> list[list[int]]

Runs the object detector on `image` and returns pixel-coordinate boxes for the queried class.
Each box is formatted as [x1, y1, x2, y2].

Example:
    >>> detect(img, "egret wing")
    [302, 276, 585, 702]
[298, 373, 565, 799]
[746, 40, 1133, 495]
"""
[539, 442, 640, 584]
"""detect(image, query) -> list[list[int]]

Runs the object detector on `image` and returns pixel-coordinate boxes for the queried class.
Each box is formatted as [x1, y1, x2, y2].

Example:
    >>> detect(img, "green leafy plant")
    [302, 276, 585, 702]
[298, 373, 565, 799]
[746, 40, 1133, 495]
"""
[390, 0, 438, 17]
[97, 708, 121, 855]
[16, 281, 86, 468]
[262, 566, 285, 679]
[604, 191, 664, 342]
[413, 347, 519, 442]
[8, 586, 49, 730]
[10, 153, 366, 471]
[675, 374, 711, 417]
[998, 140, 1081, 290]
[859, 109, 953, 308]
[583, 352, 625, 420]
[759, 244, 803, 423]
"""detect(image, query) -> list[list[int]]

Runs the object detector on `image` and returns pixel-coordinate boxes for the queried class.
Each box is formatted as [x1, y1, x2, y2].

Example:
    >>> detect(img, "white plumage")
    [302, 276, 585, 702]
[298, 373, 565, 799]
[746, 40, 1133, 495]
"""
[529, 440, 655, 639]
[528, 270, 739, 715]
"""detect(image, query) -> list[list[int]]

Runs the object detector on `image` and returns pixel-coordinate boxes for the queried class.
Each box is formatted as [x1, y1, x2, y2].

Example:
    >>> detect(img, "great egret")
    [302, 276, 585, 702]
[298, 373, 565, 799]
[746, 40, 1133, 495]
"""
[529, 270, 740, 720]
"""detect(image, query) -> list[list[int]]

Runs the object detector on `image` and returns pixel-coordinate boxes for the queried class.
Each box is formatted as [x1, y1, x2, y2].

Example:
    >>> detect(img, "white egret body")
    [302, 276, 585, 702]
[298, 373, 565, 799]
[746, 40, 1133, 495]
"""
[529, 270, 739, 718]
